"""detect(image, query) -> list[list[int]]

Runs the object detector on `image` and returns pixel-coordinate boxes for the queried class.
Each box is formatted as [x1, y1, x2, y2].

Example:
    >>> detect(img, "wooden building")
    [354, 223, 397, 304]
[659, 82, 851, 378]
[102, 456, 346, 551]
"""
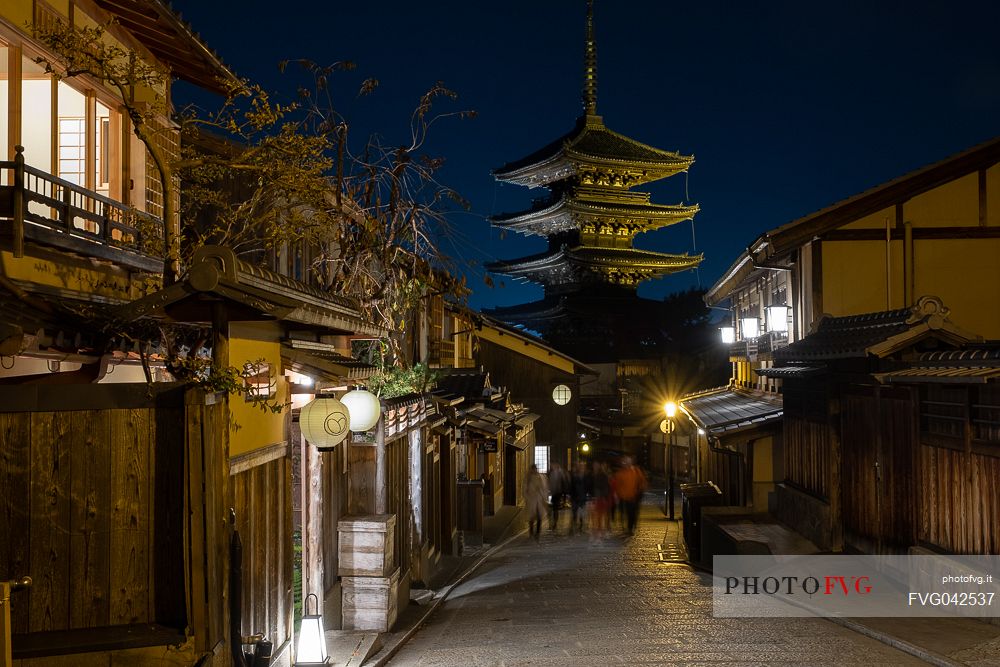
[761, 297, 1000, 555]
[685, 135, 1000, 521]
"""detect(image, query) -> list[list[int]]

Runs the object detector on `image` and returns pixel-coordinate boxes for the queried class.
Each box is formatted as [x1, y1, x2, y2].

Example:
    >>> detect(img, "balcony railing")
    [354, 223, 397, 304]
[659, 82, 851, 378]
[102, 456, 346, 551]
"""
[729, 331, 789, 360]
[757, 330, 789, 355]
[0, 146, 163, 272]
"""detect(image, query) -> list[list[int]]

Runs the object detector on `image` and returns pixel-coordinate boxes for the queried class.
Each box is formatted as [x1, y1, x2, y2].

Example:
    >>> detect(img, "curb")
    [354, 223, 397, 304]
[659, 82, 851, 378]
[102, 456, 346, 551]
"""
[365, 527, 528, 666]
[826, 617, 965, 667]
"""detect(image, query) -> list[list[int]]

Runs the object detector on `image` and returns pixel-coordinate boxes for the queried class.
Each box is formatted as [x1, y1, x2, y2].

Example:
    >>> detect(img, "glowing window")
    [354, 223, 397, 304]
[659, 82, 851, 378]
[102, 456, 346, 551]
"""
[534, 445, 549, 474]
[552, 384, 572, 405]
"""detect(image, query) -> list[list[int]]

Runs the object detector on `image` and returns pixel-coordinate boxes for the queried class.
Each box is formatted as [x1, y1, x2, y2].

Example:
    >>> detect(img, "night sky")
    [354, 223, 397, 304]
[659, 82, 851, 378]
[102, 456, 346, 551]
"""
[170, 0, 1000, 311]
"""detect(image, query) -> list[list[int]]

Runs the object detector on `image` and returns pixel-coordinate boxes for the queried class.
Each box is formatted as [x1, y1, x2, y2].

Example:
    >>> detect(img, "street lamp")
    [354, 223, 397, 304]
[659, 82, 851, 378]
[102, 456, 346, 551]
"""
[663, 401, 677, 520]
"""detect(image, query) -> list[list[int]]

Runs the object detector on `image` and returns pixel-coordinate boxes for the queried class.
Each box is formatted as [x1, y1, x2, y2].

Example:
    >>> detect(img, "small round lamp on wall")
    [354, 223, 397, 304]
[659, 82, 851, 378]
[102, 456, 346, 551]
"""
[552, 384, 572, 406]
[341, 389, 382, 432]
[300, 397, 351, 451]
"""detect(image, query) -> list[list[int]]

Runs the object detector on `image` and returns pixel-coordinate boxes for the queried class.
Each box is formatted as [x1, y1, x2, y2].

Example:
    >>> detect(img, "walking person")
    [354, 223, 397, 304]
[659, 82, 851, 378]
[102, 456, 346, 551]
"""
[614, 456, 647, 536]
[547, 462, 568, 532]
[525, 464, 548, 541]
[568, 461, 591, 535]
[590, 462, 612, 541]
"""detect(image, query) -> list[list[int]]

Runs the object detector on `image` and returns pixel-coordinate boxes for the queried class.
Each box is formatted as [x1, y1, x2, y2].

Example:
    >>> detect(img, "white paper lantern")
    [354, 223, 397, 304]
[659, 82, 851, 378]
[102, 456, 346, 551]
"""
[300, 397, 350, 450]
[341, 389, 381, 432]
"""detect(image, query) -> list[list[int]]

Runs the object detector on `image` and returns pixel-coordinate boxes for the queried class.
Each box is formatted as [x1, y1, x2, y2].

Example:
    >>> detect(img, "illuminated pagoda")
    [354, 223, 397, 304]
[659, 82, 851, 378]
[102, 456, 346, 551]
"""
[486, 0, 702, 361]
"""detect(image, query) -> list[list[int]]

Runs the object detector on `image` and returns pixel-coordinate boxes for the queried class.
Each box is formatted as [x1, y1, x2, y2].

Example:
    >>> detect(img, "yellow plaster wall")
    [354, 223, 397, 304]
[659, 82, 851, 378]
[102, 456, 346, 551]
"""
[912, 238, 1000, 338]
[228, 323, 288, 457]
[841, 207, 894, 230]
[904, 174, 979, 228]
[822, 240, 905, 316]
[751, 436, 774, 512]
[0, 1, 33, 30]
[988, 164, 1000, 227]
[1, 249, 154, 300]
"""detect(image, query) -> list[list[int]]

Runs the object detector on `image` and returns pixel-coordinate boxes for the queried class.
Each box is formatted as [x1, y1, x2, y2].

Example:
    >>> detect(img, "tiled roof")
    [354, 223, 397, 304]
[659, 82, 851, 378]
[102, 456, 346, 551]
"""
[495, 116, 692, 178]
[433, 369, 503, 403]
[877, 347, 1000, 384]
[755, 365, 826, 379]
[775, 308, 914, 361]
[680, 388, 783, 435]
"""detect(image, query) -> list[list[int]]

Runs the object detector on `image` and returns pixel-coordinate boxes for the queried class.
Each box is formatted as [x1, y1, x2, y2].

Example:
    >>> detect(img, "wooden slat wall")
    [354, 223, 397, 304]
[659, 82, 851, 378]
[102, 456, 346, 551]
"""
[181, 389, 234, 667]
[841, 392, 878, 547]
[320, 447, 345, 601]
[0, 403, 185, 636]
[385, 436, 410, 575]
[784, 416, 830, 499]
[919, 445, 1000, 554]
[231, 453, 293, 658]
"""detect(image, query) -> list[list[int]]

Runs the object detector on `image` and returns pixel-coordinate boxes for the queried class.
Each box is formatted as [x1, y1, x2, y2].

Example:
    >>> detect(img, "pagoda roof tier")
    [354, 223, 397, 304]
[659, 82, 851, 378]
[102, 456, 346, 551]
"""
[494, 115, 693, 189]
[491, 189, 699, 238]
[487, 246, 702, 289]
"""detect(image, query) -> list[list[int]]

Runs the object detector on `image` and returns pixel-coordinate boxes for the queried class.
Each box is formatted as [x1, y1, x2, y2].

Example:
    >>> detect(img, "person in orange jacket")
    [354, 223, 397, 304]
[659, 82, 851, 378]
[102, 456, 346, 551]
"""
[613, 456, 647, 535]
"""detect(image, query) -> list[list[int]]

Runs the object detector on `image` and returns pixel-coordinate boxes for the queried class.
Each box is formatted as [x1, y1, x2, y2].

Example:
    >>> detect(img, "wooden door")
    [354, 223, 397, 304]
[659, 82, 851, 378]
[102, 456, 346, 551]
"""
[841, 385, 916, 553]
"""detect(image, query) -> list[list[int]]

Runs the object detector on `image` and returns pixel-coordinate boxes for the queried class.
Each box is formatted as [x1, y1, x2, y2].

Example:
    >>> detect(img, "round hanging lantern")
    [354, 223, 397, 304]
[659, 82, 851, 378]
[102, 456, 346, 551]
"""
[300, 397, 351, 450]
[341, 389, 382, 432]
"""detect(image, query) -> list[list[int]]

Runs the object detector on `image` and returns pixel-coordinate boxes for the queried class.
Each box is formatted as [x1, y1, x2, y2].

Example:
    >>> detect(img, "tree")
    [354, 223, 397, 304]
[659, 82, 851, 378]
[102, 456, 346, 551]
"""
[34, 19, 474, 369]
[178, 60, 474, 365]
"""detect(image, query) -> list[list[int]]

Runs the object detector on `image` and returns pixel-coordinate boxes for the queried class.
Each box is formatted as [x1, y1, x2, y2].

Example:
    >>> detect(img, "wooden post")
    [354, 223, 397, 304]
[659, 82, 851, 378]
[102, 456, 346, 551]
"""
[375, 415, 387, 515]
[212, 302, 229, 373]
[12, 147, 24, 258]
[828, 395, 843, 552]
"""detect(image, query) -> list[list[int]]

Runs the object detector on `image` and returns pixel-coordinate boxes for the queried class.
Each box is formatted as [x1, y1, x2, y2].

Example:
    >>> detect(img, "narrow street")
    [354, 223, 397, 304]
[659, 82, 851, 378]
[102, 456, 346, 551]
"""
[387, 501, 926, 666]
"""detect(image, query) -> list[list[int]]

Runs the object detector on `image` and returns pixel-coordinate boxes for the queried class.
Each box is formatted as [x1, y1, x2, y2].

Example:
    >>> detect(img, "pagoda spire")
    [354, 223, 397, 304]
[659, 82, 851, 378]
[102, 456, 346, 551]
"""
[583, 0, 598, 116]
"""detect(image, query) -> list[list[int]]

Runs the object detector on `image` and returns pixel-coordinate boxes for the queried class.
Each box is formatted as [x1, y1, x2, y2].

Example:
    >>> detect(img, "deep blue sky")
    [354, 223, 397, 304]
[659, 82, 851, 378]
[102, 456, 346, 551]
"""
[171, 0, 1000, 310]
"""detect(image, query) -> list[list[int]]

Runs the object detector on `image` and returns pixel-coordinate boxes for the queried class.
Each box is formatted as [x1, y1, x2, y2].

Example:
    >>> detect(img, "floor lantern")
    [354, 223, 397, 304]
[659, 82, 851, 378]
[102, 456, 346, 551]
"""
[295, 593, 328, 665]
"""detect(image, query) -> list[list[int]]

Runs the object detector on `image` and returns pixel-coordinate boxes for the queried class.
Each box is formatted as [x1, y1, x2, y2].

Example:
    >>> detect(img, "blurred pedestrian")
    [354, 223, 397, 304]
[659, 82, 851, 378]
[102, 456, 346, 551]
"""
[548, 462, 568, 532]
[568, 461, 591, 535]
[614, 456, 647, 536]
[590, 462, 612, 540]
[525, 464, 548, 541]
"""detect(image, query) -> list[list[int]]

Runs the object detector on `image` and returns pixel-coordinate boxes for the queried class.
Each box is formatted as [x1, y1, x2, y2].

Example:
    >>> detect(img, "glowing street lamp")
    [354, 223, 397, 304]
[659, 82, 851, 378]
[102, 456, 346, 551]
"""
[720, 326, 736, 344]
[664, 400, 678, 519]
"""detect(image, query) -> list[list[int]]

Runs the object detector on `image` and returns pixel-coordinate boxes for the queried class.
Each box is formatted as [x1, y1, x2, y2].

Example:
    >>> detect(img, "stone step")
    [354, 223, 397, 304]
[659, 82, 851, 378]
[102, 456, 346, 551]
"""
[324, 630, 383, 667]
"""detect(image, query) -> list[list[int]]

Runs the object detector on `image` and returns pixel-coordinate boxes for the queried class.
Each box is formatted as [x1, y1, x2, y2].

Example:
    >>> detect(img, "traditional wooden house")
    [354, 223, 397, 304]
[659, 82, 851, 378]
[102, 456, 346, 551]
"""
[461, 309, 595, 472]
[684, 135, 1000, 517]
[760, 296, 1000, 555]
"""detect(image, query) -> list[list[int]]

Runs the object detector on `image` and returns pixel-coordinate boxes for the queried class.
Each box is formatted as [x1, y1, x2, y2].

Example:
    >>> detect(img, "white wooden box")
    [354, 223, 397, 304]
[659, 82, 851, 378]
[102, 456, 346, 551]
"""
[342, 568, 400, 632]
[338, 514, 396, 577]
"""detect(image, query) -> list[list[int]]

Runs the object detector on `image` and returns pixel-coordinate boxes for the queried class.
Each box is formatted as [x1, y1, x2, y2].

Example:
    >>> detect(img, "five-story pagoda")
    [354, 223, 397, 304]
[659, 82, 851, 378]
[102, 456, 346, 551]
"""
[486, 0, 702, 362]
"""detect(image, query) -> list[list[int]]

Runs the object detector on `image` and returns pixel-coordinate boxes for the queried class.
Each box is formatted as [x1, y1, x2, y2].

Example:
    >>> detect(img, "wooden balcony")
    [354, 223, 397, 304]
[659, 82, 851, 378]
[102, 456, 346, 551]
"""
[0, 147, 164, 273]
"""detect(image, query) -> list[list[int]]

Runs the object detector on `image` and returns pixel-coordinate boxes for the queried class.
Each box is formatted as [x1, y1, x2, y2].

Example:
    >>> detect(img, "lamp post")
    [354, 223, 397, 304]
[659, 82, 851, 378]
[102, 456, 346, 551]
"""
[664, 401, 677, 520]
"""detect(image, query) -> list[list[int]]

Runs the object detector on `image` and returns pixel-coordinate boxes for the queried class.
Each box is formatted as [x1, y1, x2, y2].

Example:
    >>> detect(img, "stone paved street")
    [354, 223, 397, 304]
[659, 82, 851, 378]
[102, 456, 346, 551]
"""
[387, 502, 927, 666]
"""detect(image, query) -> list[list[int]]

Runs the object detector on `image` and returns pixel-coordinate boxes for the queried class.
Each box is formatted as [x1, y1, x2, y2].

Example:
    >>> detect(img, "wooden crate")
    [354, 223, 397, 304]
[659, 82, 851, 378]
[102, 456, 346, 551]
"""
[341, 568, 400, 632]
[337, 514, 396, 577]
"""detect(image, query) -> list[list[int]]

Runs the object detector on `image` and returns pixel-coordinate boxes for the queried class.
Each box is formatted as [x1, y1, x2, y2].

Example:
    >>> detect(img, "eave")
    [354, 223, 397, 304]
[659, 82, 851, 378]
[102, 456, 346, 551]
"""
[93, 0, 240, 95]
[491, 194, 699, 238]
[494, 115, 694, 189]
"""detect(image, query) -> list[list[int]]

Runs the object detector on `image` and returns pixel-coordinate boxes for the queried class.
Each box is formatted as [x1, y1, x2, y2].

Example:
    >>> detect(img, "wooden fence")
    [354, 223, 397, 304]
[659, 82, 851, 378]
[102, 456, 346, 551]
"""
[230, 443, 294, 660]
[0, 384, 187, 659]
